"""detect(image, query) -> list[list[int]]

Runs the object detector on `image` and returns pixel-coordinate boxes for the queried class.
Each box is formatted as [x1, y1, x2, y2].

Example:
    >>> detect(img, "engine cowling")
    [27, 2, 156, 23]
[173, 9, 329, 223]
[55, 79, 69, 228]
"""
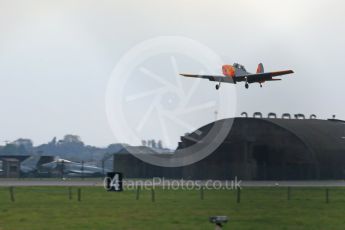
[222, 65, 235, 77]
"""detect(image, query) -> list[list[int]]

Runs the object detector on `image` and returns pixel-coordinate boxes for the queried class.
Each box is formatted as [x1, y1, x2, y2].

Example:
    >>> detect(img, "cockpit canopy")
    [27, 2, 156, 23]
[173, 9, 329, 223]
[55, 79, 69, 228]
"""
[233, 63, 246, 71]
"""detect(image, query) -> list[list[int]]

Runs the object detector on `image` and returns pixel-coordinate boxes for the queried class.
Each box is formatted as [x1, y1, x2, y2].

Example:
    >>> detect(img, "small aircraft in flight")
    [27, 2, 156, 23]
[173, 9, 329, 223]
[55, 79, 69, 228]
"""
[180, 63, 294, 89]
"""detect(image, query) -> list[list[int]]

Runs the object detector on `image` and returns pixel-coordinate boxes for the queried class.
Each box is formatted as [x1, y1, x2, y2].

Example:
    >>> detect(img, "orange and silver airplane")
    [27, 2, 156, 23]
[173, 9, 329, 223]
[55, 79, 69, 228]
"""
[180, 63, 294, 89]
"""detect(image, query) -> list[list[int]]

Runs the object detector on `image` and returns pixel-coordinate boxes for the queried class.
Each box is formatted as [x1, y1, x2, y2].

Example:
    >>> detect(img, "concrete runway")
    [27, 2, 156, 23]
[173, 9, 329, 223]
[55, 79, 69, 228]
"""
[1, 179, 345, 187]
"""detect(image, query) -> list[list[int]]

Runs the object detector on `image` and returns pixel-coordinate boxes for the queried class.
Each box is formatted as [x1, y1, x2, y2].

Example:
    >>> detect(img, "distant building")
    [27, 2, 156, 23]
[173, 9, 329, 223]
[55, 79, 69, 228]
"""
[12, 138, 33, 150]
[114, 146, 178, 178]
[0, 156, 30, 178]
[0, 158, 20, 178]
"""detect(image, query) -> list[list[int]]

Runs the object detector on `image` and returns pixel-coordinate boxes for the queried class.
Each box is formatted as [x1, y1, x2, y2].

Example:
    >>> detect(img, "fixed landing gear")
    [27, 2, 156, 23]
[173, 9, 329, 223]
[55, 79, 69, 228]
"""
[244, 76, 249, 89]
[215, 83, 221, 90]
[260, 83, 262, 88]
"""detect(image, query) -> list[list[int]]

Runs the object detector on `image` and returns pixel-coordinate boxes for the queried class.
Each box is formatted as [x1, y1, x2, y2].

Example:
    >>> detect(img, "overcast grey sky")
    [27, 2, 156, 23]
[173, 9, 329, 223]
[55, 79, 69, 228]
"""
[0, 0, 344, 147]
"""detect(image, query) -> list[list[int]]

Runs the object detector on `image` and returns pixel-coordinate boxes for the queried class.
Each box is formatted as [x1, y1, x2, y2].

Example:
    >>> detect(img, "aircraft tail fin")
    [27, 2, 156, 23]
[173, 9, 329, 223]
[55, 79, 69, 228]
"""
[256, 63, 264, 73]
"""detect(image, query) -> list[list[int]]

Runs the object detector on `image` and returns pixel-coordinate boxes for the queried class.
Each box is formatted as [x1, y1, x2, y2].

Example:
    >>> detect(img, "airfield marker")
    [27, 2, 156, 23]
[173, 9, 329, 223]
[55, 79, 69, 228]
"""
[78, 188, 81, 202]
[9, 187, 15, 202]
[151, 188, 155, 202]
[68, 187, 72, 200]
[200, 186, 204, 200]
[236, 187, 241, 203]
[136, 186, 140, 200]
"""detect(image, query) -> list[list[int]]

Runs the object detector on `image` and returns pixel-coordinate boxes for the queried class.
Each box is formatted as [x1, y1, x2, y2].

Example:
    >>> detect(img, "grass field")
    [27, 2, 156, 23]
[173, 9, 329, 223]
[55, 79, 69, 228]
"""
[0, 186, 345, 229]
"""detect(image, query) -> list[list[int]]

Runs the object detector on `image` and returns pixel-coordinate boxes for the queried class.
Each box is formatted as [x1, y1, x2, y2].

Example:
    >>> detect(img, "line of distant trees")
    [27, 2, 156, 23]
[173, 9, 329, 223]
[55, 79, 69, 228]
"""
[141, 139, 163, 149]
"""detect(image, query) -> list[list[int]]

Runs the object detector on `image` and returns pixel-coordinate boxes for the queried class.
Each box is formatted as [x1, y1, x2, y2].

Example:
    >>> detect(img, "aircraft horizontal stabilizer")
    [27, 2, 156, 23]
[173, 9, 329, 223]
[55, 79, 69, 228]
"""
[266, 78, 282, 81]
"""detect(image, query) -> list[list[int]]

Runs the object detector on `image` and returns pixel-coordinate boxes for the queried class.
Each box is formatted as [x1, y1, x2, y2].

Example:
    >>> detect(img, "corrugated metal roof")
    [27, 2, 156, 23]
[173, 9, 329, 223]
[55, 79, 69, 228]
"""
[179, 117, 345, 156]
[263, 118, 345, 155]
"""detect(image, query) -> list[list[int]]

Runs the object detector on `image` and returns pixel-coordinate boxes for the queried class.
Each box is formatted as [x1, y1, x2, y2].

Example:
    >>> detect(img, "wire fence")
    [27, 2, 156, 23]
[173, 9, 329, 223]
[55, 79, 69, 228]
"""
[1, 186, 345, 204]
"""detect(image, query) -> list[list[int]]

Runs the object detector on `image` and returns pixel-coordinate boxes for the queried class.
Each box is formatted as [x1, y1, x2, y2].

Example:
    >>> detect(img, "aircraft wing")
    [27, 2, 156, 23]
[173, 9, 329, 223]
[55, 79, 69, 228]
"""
[180, 74, 235, 83]
[68, 169, 99, 174]
[236, 70, 294, 83]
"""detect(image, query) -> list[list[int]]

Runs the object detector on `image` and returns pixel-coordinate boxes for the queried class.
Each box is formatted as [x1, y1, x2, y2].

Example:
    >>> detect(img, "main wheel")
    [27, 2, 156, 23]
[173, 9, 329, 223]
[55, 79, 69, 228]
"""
[245, 83, 249, 89]
[215, 84, 220, 90]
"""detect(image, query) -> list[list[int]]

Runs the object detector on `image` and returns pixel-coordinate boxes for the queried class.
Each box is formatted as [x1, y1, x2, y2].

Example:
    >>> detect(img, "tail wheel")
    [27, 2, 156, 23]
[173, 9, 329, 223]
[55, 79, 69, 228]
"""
[245, 83, 249, 89]
[215, 84, 220, 90]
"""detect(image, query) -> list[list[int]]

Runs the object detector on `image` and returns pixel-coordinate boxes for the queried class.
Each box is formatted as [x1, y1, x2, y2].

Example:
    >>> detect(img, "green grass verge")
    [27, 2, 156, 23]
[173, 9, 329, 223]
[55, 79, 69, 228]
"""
[0, 187, 345, 229]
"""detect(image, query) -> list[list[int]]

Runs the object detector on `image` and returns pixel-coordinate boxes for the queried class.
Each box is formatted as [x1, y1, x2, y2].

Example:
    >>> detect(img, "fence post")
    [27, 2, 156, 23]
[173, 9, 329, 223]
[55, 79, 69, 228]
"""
[151, 188, 155, 202]
[78, 188, 81, 202]
[200, 186, 204, 200]
[326, 188, 329, 203]
[136, 186, 140, 200]
[68, 187, 72, 200]
[237, 187, 241, 203]
[9, 187, 15, 202]
[287, 187, 291, 201]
